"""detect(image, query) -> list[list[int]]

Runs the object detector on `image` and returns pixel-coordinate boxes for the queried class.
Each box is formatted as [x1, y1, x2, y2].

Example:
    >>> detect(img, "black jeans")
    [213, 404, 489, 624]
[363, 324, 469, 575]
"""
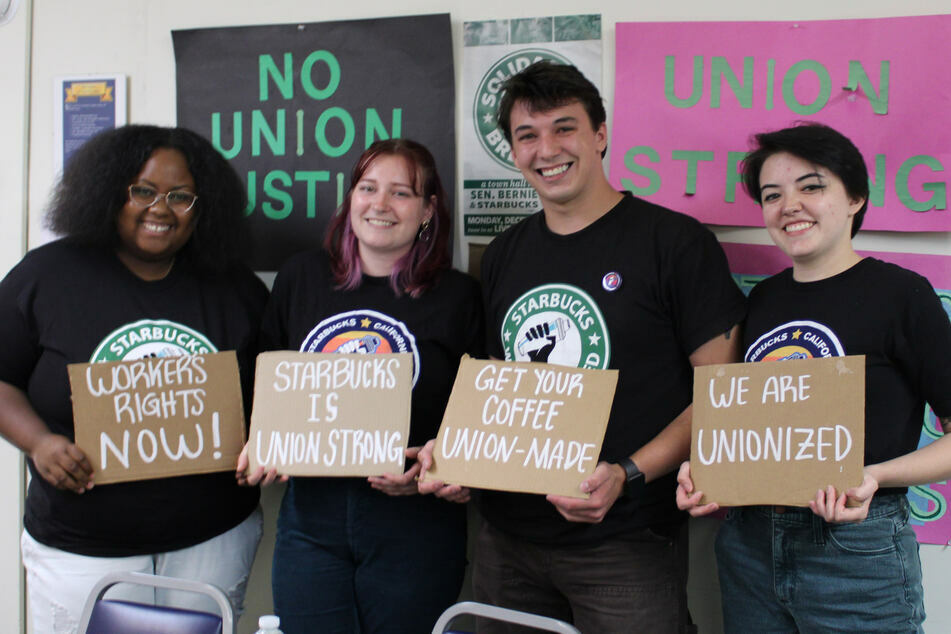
[472, 519, 692, 633]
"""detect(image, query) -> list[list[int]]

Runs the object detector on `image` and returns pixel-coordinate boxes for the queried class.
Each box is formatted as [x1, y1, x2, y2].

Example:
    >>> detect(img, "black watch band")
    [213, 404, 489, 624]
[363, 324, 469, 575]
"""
[618, 457, 645, 499]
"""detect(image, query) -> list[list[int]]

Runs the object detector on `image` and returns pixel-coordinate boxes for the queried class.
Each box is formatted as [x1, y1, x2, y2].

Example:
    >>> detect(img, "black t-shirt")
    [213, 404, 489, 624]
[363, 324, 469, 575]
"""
[0, 240, 267, 556]
[259, 249, 484, 449]
[480, 194, 747, 544]
[743, 258, 951, 495]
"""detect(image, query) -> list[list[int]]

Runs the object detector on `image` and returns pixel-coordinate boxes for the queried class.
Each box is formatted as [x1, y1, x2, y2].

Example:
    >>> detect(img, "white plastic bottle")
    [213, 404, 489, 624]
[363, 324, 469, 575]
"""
[254, 614, 283, 634]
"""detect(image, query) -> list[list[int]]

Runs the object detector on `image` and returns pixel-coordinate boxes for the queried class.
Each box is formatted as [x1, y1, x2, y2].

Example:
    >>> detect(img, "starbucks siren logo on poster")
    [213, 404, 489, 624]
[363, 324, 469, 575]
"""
[501, 283, 610, 369]
[474, 49, 572, 171]
[91, 319, 217, 362]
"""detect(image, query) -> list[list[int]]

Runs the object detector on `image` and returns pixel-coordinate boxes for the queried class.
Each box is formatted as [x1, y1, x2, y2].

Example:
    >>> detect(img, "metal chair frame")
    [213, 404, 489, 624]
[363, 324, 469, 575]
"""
[432, 600, 582, 634]
[77, 570, 235, 634]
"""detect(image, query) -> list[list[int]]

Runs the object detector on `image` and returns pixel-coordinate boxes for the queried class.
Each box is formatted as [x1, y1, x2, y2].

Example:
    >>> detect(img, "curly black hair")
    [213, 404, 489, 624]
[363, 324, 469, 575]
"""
[46, 124, 250, 272]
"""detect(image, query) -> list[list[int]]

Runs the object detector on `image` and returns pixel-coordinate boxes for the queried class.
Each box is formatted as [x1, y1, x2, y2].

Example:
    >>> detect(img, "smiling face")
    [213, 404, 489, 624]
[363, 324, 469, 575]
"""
[349, 154, 434, 276]
[759, 152, 864, 279]
[115, 147, 197, 279]
[509, 99, 608, 213]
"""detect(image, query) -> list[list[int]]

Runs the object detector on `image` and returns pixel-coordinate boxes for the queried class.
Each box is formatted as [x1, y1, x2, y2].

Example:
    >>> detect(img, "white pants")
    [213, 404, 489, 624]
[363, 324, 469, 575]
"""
[21, 507, 262, 634]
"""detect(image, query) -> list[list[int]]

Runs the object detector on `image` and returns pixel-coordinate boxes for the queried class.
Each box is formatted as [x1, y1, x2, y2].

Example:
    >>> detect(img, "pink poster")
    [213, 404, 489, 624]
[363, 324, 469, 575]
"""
[723, 242, 951, 544]
[611, 16, 951, 232]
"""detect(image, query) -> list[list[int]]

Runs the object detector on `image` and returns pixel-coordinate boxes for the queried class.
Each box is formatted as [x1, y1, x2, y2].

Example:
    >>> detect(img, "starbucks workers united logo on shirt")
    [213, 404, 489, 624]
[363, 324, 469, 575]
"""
[744, 320, 845, 363]
[91, 319, 217, 362]
[300, 309, 421, 385]
[501, 284, 610, 369]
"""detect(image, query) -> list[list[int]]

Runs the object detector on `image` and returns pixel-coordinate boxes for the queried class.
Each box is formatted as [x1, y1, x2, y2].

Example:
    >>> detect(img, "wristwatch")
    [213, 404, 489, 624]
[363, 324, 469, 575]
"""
[618, 457, 645, 499]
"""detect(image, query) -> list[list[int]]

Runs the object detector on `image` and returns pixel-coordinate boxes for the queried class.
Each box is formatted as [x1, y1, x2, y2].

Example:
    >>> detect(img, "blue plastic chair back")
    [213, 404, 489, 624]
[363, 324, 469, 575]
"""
[84, 599, 223, 634]
[78, 571, 235, 634]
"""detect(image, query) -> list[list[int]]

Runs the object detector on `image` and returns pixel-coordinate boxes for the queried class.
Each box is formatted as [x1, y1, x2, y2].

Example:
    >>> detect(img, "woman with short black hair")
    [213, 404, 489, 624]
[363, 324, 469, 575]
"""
[678, 122, 951, 632]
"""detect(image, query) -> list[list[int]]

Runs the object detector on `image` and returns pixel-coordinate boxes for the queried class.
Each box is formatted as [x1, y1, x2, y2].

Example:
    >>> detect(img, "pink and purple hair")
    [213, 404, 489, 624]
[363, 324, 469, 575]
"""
[324, 138, 451, 298]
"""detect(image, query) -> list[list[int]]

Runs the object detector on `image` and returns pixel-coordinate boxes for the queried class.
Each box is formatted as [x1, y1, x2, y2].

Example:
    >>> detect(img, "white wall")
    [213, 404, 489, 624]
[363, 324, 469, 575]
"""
[3, 1, 950, 632]
[0, 0, 31, 631]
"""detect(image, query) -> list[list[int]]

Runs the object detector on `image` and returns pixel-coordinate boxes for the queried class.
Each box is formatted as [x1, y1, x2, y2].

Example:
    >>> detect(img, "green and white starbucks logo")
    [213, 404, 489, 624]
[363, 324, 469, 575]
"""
[474, 49, 572, 171]
[91, 319, 217, 362]
[501, 284, 610, 369]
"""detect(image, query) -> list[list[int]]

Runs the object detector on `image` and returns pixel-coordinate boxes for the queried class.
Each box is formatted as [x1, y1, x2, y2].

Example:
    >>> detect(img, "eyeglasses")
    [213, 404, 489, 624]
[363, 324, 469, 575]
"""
[127, 184, 198, 214]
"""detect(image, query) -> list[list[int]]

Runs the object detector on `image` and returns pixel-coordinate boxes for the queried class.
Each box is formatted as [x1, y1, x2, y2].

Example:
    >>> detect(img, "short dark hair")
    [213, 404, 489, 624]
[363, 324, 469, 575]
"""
[324, 138, 451, 298]
[45, 124, 250, 272]
[496, 61, 607, 157]
[742, 122, 869, 237]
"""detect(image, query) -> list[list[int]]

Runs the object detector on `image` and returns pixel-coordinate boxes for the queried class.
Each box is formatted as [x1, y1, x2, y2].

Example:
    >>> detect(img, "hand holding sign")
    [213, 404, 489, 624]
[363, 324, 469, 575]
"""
[546, 461, 626, 522]
[417, 439, 471, 503]
[675, 461, 719, 517]
[809, 473, 879, 524]
[368, 446, 422, 496]
[235, 444, 287, 487]
[32, 432, 94, 494]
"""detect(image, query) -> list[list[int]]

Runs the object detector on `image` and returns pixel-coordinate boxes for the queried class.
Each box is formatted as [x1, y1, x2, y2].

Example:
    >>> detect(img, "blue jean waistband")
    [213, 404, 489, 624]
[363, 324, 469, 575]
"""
[745, 494, 908, 525]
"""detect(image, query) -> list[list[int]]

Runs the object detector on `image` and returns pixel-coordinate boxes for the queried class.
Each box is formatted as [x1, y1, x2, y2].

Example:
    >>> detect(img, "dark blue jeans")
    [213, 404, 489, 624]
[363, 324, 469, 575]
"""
[715, 495, 924, 633]
[272, 477, 466, 634]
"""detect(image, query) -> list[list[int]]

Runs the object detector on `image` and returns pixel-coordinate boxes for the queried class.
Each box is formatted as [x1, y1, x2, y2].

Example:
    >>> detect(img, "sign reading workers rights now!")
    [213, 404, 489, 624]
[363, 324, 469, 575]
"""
[68, 352, 246, 485]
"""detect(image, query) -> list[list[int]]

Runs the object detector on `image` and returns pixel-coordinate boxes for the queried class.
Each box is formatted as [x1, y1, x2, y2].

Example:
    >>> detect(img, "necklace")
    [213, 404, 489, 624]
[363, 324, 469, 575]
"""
[157, 257, 175, 279]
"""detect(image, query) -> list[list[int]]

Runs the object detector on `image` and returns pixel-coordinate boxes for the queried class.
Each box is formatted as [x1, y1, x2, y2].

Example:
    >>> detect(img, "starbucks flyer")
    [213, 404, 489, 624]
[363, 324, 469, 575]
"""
[461, 15, 602, 238]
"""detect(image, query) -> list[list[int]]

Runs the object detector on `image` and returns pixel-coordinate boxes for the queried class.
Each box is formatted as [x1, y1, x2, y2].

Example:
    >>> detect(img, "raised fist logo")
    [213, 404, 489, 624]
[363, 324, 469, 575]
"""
[518, 318, 570, 362]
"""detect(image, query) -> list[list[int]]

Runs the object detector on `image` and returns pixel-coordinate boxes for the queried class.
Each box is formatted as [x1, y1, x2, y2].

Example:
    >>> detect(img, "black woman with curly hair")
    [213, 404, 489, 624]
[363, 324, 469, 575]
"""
[0, 125, 268, 633]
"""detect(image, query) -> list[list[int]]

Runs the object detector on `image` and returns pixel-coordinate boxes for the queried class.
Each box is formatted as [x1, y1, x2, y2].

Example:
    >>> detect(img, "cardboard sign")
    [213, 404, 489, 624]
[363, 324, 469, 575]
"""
[425, 356, 618, 498]
[68, 352, 246, 485]
[247, 351, 412, 477]
[691, 356, 865, 506]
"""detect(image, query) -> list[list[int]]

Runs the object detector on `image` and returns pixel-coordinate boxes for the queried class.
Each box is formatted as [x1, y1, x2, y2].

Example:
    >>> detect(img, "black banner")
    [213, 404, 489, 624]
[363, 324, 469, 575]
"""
[173, 14, 454, 271]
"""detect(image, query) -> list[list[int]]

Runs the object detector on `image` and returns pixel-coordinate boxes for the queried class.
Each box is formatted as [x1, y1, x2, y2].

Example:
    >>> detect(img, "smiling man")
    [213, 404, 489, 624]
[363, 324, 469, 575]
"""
[474, 61, 747, 633]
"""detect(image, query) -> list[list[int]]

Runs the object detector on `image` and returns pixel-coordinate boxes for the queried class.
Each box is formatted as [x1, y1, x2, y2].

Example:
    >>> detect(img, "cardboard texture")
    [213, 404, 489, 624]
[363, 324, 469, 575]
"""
[426, 356, 618, 498]
[691, 356, 865, 506]
[68, 351, 246, 485]
[247, 351, 412, 477]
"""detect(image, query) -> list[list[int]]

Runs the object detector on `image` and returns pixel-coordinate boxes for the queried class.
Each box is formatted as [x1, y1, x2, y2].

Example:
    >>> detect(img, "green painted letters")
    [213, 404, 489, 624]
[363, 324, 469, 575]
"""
[896, 155, 947, 212]
[672, 150, 714, 194]
[621, 146, 661, 195]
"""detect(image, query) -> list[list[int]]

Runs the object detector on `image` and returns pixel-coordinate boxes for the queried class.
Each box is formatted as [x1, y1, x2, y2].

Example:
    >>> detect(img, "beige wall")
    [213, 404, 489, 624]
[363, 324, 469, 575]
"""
[3, 1, 950, 632]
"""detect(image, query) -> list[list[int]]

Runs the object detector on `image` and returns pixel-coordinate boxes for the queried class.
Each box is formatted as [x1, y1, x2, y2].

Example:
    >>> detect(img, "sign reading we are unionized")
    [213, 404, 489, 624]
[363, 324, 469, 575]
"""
[610, 16, 951, 232]
[247, 352, 412, 477]
[68, 352, 246, 485]
[425, 356, 617, 498]
[173, 15, 454, 271]
[691, 356, 865, 506]
[721, 242, 951, 543]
